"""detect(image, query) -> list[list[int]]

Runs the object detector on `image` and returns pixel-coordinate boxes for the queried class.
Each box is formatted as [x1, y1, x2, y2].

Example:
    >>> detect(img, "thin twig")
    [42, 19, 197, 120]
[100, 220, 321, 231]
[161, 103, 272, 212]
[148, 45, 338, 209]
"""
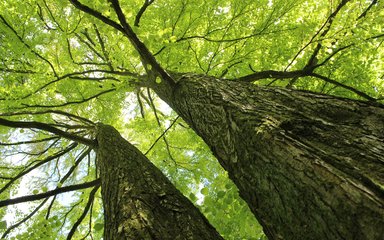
[66, 185, 100, 240]
[145, 116, 179, 155]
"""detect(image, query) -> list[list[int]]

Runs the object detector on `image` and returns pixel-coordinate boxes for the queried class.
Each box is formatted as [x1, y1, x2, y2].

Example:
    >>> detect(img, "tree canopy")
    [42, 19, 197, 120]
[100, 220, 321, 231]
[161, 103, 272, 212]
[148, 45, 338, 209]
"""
[0, 0, 383, 239]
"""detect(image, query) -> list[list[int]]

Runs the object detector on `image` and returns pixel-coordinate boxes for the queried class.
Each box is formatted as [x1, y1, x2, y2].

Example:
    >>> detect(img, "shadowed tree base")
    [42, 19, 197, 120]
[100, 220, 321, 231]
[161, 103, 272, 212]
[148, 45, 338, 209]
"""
[96, 123, 223, 240]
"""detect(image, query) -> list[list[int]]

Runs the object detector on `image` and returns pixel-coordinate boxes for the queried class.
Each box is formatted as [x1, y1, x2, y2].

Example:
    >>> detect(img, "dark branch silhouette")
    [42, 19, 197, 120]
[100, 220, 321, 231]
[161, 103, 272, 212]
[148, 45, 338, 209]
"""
[66, 185, 100, 240]
[20, 88, 116, 109]
[0, 179, 101, 207]
[134, 0, 155, 27]
[0, 118, 95, 146]
[0, 143, 78, 195]
[1, 199, 49, 239]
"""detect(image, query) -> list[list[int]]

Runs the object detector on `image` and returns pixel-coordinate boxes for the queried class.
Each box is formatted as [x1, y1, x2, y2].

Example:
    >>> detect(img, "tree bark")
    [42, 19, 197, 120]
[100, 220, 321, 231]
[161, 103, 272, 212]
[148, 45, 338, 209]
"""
[150, 74, 384, 240]
[95, 123, 223, 240]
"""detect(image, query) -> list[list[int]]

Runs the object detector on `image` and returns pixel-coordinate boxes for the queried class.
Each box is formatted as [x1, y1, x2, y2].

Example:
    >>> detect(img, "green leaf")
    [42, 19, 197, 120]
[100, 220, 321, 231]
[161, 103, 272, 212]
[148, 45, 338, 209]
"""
[94, 223, 104, 231]
[0, 220, 7, 229]
[189, 193, 197, 201]
[217, 191, 225, 198]
[200, 187, 209, 196]
[169, 36, 177, 43]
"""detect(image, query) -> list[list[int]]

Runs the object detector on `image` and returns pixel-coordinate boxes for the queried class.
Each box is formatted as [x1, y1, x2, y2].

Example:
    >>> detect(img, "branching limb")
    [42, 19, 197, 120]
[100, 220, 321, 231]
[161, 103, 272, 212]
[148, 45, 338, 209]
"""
[1, 198, 49, 239]
[0, 136, 59, 146]
[0, 143, 78, 195]
[219, 61, 243, 78]
[237, 69, 378, 102]
[108, 0, 175, 86]
[0, 15, 58, 77]
[37, 3, 57, 31]
[20, 69, 139, 99]
[136, 89, 146, 118]
[0, 179, 100, 207]
[42, 0, 65, 32]
[145, 116, 179, 155]
[146, 89, 177, 163]
[17, 137, 61, 157]
[314, 44, 353, 68]
[134, 0, 155, 27]
[66, 185, 100, 240]
[68, 0, 123, 31]
[70, 0, 175, 87]
[0, 67, 36, 74]
[20, 88, 116, 109]
[94, 24, 114, 71]
[310, 73, 376, 101]
[358, 0, 378, 20]
[0, 110, 95, 125]
[75, 33, 105, 61]
[237, 70, 305, 82]
[286, 0, 351, 71]
[62, 147, 93, 184]
[0, 118, 95, 146]
[178, 27, 297, 44]
[46, 148, 91, 219]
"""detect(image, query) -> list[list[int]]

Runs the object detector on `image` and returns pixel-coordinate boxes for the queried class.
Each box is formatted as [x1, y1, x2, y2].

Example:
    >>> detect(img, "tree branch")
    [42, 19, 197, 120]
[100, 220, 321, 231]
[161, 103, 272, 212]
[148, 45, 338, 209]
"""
[237, 69, 378, 102]
[0, 143, 78, 195]
[237, 70, 305, 82]
[310, 73, 376, 101]
[0, 110, 95, 125]
[93, 24, 114, 71]
[0, 179, 100, 207]
[357, 0, 378, 20]
[1, 198, 49, 238]
[0, 67, 36, 74]
[70, 0, 174, 87]
[20, 88, 116, 109]
[0, 118, 95, 146]
[134, 0, 155, 27]
[19, 69, 138, 99]
[286, 0, 351, 71]
[66, 185, 100, 240]
[68, 0, 124, 32]
[0, 136, 59, 146]
[108, 0, 175, 87]
[46, 147, 91, 219]
[0, 15, 58, 77]
[145, 116, 179, 155]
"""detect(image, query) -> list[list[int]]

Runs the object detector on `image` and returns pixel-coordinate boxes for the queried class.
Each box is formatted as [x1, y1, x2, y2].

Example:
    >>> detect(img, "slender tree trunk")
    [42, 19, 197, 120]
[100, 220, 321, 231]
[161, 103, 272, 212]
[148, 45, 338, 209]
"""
[150, 74, 384, 240]
[95, 123, 223, 240]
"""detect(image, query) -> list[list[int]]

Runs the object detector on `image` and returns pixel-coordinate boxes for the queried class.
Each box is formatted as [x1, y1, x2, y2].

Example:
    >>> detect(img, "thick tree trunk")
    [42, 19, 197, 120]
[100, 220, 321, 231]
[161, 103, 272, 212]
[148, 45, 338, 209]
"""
[150, 74, 384, 240]
[95, 123, 223, 240]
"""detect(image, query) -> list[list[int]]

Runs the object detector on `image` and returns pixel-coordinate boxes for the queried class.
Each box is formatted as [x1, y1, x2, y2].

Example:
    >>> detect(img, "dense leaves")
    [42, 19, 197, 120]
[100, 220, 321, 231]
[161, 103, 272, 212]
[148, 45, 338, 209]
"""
[0, 0, 383, 239]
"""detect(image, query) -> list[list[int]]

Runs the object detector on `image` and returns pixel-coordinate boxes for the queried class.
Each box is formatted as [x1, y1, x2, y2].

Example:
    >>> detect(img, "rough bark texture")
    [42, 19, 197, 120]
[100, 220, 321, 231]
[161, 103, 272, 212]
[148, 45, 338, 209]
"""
[96, 123, 223, 240]
[150, 74, 384, 240]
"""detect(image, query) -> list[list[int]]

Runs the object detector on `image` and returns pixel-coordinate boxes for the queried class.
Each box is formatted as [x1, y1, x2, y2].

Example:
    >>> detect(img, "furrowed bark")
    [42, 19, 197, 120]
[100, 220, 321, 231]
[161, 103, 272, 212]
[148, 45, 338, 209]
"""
[95, 123, 223, 240]
[150, 74, 384, 240]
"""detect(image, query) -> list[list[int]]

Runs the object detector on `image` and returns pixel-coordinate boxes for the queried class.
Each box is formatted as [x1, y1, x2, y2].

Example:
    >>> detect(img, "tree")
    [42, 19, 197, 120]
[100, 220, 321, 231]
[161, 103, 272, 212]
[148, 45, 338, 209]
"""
[0, 0, 383, 239]
[0, 117, 223, 239]
[152, 76, 384, 239]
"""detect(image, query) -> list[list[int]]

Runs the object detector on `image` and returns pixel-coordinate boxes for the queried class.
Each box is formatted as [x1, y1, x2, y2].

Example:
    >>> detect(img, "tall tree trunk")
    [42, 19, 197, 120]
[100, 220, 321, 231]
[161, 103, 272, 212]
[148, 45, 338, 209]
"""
[95, 123, 223, 240]
[150, 74, 384, 240]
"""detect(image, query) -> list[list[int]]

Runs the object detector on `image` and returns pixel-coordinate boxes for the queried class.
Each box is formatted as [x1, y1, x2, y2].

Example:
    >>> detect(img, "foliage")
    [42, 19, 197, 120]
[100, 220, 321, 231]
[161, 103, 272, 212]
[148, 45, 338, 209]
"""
[0, 0, 383, 239]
